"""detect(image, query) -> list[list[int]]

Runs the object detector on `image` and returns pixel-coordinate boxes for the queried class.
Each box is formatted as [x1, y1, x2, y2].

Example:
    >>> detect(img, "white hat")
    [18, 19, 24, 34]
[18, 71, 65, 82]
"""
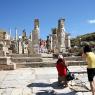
[58, 55, 63, 59]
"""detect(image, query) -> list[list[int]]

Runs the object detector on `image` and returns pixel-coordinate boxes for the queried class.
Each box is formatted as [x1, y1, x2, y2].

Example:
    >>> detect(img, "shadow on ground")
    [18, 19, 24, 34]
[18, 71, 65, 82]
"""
[27, 82, 51, 88]
[36, 90, 76, 95]
[27, 81, 68, 89]
[27, 81, 77, 95]
[27, 81, 90, 94]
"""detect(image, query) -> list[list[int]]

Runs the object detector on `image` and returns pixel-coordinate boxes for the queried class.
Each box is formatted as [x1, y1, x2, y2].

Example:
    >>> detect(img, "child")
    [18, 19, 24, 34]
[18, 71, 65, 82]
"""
[82, 45, 95, 95]
[56, 54, 68, 87]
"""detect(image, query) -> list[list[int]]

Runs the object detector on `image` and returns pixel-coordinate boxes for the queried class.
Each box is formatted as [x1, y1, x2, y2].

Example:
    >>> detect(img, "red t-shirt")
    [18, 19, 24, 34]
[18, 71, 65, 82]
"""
[56, 60, 67, 76]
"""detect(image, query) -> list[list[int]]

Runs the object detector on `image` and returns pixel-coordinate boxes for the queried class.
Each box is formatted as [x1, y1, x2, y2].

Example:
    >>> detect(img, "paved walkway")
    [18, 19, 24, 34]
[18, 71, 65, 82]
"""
[0, 66, 92, 95]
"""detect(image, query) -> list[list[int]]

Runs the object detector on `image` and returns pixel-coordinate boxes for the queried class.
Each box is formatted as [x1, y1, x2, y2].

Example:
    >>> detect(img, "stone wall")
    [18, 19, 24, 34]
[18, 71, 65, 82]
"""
[0, 57, 16, 70]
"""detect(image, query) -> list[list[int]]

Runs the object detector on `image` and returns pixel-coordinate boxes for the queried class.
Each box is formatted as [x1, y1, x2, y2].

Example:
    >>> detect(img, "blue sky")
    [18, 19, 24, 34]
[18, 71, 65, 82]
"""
[0, 0, 95, 39]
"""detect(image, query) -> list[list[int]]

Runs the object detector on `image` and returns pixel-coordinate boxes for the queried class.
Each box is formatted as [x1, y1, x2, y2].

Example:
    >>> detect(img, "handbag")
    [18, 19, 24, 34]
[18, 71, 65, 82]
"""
[66, 68, 75, 81]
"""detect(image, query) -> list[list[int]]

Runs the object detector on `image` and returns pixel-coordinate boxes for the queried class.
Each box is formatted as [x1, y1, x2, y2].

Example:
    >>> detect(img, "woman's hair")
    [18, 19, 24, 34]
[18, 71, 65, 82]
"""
[83, 45, 92, 53]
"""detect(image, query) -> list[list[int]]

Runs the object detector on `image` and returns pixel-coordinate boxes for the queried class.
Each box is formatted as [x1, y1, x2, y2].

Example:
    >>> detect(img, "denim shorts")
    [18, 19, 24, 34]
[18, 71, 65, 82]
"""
[87, 68, 95, 81]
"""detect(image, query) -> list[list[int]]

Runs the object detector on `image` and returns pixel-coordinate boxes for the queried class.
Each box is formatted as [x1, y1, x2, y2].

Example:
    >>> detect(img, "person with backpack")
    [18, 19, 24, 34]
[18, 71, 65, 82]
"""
[56, 54, 68, 87]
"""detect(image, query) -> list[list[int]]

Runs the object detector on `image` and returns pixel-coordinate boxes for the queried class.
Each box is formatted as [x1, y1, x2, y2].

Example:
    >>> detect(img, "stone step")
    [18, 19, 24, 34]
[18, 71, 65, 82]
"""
[0, 63, 16, 70]
[7, 53, 41, 57]
[42, 58, 57, 62]
[64, 56, 84, 61]
[11, 57, 42, 63]
[53, 54, 84, 61]
[0, 57, 16, 70]
[41, 53, 53, 58]
[16, 61, 87, 68]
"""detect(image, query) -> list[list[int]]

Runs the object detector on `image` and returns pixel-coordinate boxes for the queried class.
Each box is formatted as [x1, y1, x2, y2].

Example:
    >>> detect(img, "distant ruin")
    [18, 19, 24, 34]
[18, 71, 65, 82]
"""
[46, 19, 71, 53]
[0, 18, 71, 70]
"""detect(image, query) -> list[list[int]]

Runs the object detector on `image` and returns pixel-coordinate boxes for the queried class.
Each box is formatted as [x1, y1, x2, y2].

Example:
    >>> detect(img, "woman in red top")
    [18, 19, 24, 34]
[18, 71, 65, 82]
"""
[56, 55, 68, 87]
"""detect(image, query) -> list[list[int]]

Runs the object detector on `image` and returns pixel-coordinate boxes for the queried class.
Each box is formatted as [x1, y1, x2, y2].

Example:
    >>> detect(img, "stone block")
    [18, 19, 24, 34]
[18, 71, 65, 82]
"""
[0, 57, 11, 64]
[0, 63, 16, 70]
[0, 57, 16, 70]
[0, 51, 4, 56]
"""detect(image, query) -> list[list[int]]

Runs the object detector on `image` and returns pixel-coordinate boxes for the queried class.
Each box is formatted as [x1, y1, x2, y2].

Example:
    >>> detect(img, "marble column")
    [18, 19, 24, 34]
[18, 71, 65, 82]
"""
[67, 35, 71, 48]
[58, 19, 66, 53]
[49, 34, 53, 51]
[32, 19, 40, 54]
[52, 28, 59, 53]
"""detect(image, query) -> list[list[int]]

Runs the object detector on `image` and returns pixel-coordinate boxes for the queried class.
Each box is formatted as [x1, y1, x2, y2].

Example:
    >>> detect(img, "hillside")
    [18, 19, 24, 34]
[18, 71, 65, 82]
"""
[71, 32, 95, 47]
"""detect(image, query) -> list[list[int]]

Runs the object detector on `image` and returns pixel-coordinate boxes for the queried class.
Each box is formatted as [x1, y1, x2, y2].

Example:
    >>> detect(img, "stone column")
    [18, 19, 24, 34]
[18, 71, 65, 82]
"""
[32, 19, 40, 54]
[15, 28, 18, 41]
[58, 19, 66, 53]
[67, 35, 71, 48]
[18, 40, 22, 54]
[46, 36, 51, 53]
[15, 28, 19, 53]
[30, 32, 32, 41]
[49, 34, 53, 51]
[52, 28, 59, 53]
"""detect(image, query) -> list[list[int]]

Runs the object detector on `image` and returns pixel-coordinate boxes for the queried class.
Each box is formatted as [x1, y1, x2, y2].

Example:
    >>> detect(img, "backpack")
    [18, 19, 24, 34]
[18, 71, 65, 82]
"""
[66, 68, 75, 81]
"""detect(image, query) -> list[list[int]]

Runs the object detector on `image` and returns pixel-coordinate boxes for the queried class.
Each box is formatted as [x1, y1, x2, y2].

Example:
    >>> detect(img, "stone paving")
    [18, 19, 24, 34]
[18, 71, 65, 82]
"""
[0, 66, 92, 95]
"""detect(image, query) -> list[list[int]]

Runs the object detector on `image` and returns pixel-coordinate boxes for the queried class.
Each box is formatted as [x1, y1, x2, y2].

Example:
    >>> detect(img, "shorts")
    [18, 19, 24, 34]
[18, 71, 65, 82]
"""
[87, 68, 95, 81]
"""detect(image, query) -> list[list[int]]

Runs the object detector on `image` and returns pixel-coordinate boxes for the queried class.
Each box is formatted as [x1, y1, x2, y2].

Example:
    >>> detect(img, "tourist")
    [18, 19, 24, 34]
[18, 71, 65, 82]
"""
[56, 54, 68, 87]
[82, 45, 95, 95]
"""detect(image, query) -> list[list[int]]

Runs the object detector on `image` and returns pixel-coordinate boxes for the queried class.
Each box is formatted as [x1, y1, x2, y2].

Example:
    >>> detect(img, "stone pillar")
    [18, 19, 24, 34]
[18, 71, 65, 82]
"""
[49, 34, 53, 51]
[15, 28, 19, 53]
[18, 40, 22, 54]
[32, 19, 40, 54]
[22, 29, 27, 54]
[30, 32, 32, 41]
[15, 28, 18, 41]
[27, 40, 33, 56]
[67, 34, 71, 48]
[46, 36, 51, 53]
[52, 28, 59, 53]
[58, 19, 66, 53]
